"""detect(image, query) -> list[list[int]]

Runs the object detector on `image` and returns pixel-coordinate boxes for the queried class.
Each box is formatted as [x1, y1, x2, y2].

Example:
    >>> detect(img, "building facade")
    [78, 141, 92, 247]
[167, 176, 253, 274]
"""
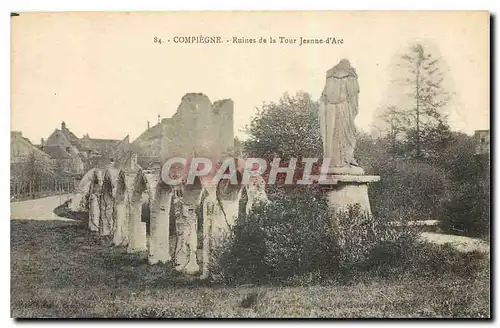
[42, 121, 131, 174]
[474, 130, 490, 156]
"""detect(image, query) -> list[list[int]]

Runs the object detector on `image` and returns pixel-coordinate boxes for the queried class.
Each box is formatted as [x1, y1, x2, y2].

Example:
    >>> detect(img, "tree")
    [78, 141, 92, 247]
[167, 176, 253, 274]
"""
[22, 151, 54, 197]
[377, 43, 453, 160]
[53, 159, 68, 192]
[374, 106, 410, 159]
[243, 92, 322, 160]
[242, 92, 323, 199]
[405, 120, 452, 162]
[223, 137, 245, 158]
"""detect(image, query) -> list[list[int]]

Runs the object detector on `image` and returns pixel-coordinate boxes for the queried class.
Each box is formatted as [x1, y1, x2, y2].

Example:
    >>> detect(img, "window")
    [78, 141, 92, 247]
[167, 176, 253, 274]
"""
[481, 138, 485, 144]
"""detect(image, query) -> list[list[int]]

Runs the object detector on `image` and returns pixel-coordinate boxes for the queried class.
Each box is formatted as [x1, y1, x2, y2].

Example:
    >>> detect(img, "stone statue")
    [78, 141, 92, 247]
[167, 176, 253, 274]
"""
[319, 59, 360, 168]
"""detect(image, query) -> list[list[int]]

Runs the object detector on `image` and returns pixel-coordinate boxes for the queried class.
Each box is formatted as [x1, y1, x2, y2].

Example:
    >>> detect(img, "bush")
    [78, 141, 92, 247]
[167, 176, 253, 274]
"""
[211, 188, 466, 284]
[369, 160, 447, 221]
[408, 243, 486, 278]
[334, 209, 486, 280]
[334, 205, 419, 276]
[210, 188, 487, 285]
[438, 147, 490, 237]
[209, 187, 336, 284]
[357, 132, 490, 239]
[439, 180, 490, 237]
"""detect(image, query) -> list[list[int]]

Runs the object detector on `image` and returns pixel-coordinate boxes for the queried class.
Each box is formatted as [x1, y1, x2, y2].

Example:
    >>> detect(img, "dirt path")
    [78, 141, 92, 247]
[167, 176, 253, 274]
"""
[11, 194, 73, 221]
[10, 195, 489, 255]
[420, 232, 489, 253]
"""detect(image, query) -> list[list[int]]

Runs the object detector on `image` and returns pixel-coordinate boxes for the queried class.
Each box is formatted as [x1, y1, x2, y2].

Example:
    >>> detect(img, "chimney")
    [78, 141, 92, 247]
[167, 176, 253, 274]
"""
[147, 120, 150, 129]
[61, 121, 66, 130]
[41, 138, 44, 145]
[158, 114, 160, 124]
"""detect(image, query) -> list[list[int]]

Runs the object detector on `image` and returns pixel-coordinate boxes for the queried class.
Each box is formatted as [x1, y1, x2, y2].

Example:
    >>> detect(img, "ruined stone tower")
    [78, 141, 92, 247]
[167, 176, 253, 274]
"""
[160, 93, 234, 163]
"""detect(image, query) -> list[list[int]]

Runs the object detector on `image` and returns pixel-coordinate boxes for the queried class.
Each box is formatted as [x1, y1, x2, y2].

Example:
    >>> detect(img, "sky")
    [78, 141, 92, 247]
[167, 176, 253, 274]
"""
[11, 11, 489, 144]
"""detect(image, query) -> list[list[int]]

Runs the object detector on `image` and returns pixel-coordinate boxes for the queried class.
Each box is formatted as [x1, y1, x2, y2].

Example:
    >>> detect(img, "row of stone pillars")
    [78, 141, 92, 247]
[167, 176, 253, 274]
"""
[85, 168, 269, 278]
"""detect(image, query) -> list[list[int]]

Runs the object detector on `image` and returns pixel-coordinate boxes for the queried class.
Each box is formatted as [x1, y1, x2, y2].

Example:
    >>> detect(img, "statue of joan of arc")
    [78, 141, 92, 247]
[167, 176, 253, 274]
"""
[319, 59, 360, 167]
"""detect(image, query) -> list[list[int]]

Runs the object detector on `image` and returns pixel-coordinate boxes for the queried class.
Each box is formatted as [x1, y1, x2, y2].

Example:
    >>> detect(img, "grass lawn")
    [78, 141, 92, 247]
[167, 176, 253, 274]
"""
[11, 219, 490, 318]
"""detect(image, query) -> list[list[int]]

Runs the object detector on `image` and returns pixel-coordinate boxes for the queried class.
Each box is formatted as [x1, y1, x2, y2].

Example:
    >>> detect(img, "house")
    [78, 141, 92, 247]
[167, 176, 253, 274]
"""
[42, 123, 85, 174]
[81, 133, 131, 169]
[42, 121, 131, 173]
[11, 131, 53, 166]
[474, 130, 490, 155]
[11, 131, 55, 196]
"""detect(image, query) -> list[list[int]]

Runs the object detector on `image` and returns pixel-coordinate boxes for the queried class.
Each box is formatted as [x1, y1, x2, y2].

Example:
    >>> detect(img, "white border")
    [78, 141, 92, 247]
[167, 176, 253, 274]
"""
[2, 1, 497, 326]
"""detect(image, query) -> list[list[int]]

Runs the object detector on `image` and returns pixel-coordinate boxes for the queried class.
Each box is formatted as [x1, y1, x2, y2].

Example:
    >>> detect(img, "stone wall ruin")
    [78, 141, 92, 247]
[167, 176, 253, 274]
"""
[71, 93, 271, 278]
[161, 93, 234, 162]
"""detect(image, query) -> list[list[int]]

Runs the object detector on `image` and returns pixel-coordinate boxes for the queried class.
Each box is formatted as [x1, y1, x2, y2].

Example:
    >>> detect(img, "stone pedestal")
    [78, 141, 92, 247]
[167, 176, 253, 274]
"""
[313, 168, 380, 216]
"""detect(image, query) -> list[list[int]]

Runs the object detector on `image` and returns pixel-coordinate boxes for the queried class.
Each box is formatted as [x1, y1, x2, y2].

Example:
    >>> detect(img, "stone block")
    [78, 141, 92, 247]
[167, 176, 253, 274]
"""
[312, 173, 380, 216]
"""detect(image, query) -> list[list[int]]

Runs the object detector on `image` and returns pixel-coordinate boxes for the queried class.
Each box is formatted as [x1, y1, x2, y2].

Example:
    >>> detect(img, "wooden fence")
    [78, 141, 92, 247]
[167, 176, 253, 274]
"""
[10, 176, 80, 201]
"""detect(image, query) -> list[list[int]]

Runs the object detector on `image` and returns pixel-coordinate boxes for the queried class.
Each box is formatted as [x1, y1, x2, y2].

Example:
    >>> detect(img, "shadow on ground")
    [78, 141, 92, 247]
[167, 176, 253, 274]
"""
[53, 200, 88, 223]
